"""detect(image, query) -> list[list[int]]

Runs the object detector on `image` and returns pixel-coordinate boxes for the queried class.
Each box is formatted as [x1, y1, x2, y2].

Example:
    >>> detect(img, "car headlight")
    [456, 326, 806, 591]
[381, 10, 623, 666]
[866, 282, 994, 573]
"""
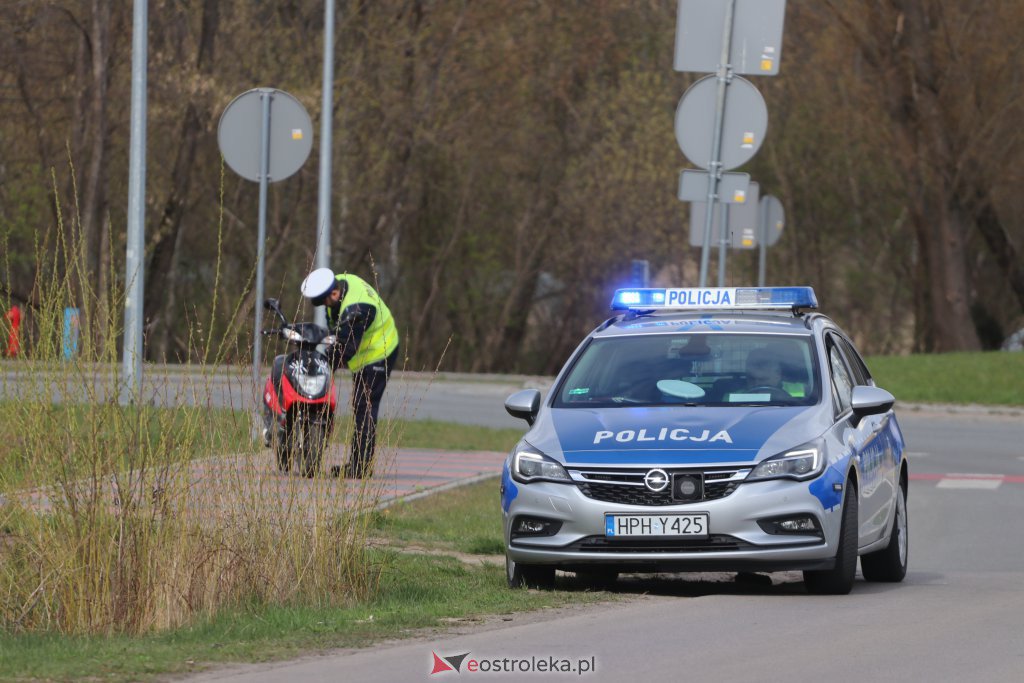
[747, 439, 825, 482]
[511, 443, 571, 484]
[298, 374, 328, 396]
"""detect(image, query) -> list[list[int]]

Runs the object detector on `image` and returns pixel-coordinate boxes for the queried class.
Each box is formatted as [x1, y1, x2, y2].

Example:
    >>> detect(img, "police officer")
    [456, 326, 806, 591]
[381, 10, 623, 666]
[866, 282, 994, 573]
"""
[744, 347, 783, 389]
[300, 268, 400, 479]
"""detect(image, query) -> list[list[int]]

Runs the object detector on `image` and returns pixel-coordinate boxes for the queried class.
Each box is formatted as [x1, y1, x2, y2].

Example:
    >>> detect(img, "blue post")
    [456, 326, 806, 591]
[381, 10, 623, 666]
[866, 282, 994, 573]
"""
[63, 308, 81, 360]
[630, 259, 651, 288]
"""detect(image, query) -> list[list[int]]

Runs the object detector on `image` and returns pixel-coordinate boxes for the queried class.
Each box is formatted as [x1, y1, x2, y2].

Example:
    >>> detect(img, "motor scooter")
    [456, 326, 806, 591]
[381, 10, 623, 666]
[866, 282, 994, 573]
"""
[261, 298, 337, 477]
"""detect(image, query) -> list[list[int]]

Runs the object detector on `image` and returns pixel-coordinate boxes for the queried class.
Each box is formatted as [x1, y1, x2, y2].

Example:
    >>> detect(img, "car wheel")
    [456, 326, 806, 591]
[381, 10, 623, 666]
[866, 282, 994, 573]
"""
[861, 481, 908, 582]
[506, 553, 555, 590]
[804, 481, 858, 595]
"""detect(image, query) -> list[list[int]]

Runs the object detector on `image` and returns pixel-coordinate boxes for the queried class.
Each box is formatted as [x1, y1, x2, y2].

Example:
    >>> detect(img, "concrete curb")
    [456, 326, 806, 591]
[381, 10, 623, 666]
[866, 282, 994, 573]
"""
[899, 402, 1024, 419]
[375, 470, 500, 512]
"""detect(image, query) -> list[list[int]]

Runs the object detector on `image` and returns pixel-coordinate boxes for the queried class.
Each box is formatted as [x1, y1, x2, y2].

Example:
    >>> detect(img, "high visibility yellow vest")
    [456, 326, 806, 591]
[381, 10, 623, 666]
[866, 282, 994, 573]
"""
[328, 273, 399, 370]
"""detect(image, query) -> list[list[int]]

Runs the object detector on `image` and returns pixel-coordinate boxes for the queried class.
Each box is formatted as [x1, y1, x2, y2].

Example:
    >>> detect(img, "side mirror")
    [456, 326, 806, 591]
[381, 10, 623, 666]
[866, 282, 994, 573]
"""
[263, 298, 287, 324]
[851, 385, 895, 422]
[505, 389, 541, 426]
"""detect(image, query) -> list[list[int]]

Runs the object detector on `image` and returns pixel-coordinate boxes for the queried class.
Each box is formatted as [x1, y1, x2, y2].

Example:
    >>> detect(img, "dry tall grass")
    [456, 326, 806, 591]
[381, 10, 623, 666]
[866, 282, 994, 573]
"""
[0, 184, 386, 635]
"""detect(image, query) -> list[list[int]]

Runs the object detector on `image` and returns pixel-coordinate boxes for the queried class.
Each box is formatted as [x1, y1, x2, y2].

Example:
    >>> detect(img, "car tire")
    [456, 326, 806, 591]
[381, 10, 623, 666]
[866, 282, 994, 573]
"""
[861, 481, 908, 582]
[506, 554, 555, 590]
[804, 481, 858, 595]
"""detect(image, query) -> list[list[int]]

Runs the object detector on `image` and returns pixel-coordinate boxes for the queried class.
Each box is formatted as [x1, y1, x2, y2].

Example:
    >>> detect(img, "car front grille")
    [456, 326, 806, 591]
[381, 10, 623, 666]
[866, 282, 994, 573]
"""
[566, 535, 753, 553]
[572, 466, 749, 507]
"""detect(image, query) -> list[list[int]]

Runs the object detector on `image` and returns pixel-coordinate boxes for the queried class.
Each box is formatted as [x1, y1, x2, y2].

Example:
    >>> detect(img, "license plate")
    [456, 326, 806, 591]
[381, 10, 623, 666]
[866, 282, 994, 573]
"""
[605, 513, 709, 538]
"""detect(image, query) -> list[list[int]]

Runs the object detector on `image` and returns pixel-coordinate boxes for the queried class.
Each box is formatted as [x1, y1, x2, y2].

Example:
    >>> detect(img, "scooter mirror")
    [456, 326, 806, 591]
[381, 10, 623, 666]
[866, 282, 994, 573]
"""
[263, 298, 288, 325]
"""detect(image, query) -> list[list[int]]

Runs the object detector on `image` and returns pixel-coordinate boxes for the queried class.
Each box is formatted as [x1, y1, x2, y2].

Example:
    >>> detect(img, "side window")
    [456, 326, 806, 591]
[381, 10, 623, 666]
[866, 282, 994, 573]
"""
[835, 335, 868, 387]
[827, 337, 854, 415]
[837, 336, 871, 386]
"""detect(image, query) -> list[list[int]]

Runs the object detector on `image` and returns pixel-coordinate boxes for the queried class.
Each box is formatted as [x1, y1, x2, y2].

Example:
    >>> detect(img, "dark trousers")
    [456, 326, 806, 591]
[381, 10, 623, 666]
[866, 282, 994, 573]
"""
[347, 347, 398, 478]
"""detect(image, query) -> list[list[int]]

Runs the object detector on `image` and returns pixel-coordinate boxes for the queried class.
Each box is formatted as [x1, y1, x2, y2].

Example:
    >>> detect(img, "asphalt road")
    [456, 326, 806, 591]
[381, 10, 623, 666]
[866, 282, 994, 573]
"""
[0, 364, 538, 428]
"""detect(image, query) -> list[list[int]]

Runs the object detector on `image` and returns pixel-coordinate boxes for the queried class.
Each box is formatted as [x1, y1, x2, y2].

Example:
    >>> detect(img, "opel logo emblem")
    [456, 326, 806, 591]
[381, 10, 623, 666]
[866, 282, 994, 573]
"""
[644, 469, 669, 492]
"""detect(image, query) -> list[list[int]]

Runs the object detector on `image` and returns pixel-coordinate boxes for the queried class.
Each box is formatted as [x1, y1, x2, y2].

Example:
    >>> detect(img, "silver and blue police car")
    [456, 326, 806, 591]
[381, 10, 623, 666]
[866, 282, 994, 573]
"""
[501, 287, 907, 595]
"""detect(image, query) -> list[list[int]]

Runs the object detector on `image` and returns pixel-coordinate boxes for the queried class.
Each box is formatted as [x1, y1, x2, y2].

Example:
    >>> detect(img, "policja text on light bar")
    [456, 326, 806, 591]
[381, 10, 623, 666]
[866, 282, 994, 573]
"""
[610, 287, 818, 311]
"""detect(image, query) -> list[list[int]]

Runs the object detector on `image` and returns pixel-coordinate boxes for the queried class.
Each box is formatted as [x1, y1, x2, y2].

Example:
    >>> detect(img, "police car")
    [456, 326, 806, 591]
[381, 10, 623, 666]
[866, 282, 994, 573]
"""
[501, 287, 907, 595]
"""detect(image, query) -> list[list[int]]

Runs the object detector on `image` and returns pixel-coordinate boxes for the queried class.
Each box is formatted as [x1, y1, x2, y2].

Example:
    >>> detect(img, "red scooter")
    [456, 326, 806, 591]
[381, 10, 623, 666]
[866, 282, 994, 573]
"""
[261, 298, 337, 477]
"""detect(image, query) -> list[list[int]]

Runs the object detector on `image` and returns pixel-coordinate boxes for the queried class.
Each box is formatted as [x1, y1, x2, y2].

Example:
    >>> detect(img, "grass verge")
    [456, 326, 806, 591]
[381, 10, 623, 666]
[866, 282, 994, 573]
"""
[0, 478, 609, 682]
[371, 471, 506, 555]
[866, 351, 1024, 406]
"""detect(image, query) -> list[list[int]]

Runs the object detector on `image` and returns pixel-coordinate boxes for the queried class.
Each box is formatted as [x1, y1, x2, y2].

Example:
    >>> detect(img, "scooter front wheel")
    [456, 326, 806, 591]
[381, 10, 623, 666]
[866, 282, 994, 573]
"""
[275, 418, 295, 474]
[275, 436, 292, 473]
[300, 419, 326, 478]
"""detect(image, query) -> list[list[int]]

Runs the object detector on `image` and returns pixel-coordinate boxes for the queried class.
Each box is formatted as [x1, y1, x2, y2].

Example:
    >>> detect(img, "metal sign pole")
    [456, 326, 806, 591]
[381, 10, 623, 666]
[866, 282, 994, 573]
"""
[697, 0, 736, 287]
[717, 203, 729, 287]
[121, 0, 148, 405]
[253, 89, 272, 400]
[314, 0, 336, 328]
[758, 199, 768, 286]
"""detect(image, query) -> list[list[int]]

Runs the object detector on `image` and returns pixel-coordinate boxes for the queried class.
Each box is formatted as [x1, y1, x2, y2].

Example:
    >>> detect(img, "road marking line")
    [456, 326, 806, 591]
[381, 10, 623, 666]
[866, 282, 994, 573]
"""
[936, 477, 1003, 490]
[945, 472, 1004, 479]
[911, 473, 1024, 485]
[906, 451, 930, 458]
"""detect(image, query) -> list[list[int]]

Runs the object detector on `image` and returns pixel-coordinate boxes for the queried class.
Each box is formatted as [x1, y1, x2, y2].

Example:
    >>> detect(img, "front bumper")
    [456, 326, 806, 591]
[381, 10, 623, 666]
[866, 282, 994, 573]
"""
[503, 473, 839, 572]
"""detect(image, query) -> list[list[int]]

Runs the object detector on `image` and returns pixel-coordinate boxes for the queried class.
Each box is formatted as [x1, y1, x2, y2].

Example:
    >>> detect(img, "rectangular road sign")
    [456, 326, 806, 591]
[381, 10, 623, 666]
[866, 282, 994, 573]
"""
[674, 0, 787, 76]
[678, 170, 750, 203]
[689, 182, 761, 249]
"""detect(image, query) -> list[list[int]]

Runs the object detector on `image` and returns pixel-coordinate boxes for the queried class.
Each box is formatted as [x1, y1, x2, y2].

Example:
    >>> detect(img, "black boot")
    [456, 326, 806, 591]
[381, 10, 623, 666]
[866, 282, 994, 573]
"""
[343, 460, 372, 479]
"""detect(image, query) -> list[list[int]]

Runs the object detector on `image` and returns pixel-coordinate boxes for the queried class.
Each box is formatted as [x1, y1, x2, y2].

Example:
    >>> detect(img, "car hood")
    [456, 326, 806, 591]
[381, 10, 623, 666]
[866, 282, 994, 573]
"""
[526, 404, 831, 467]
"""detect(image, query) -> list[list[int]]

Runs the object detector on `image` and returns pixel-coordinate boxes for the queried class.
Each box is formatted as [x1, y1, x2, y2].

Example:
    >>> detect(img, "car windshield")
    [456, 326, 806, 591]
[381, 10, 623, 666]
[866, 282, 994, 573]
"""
[554, 333, 820, 408]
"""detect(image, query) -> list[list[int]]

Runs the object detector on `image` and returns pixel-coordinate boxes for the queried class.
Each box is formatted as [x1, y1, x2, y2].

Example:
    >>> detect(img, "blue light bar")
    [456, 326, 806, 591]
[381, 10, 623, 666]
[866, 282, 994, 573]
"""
[611, 289, 666, 308]
[610, 287, 817, 312]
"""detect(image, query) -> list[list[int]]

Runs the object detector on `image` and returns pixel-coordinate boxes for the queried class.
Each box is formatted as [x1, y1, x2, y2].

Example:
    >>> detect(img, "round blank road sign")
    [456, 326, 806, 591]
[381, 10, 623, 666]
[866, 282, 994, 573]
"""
[218, 88, 313, 183]
[761, 194, 785, 246]
[675, 75, 768, 171]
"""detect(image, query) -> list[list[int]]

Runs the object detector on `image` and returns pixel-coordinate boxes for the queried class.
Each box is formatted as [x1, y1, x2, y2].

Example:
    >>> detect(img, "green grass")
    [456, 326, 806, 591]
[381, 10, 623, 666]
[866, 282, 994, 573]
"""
[866, 351, 1024, 406]
[372, 475, 507, 555]
[0, 550, 603, 681]
[0, 403, 250, 492]
[382, 419, 522, 453]
[0, 478, 607, 682]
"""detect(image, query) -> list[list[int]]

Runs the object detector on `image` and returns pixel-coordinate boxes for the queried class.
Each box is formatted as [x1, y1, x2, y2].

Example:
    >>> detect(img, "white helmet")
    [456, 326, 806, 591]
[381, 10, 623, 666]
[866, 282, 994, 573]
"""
[300, 267, 336, 304]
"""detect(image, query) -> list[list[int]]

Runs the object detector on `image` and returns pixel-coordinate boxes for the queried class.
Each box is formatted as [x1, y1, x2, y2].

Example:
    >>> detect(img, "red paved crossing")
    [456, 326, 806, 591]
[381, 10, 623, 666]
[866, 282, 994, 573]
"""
[12, 447, 509, 517]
